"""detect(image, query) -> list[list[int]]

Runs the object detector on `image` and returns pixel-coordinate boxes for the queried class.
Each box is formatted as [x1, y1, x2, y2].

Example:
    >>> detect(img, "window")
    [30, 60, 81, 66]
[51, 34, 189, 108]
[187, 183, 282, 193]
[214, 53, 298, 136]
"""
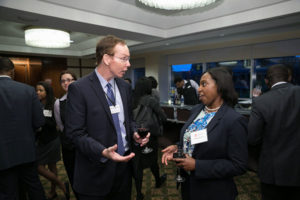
[207, 60, 251, 98]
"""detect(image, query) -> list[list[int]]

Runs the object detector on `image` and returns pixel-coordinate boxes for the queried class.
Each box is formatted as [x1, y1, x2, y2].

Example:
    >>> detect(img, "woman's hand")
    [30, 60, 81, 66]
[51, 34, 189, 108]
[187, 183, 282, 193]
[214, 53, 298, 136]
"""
[173, 154, 195, 171]
[133, 132, 150, 147]
[161, 145, 178, 165]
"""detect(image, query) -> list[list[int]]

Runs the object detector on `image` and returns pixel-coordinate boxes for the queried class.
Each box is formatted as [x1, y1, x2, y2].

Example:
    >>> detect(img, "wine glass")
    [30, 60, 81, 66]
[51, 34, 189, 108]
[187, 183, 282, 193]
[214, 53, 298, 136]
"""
[173, 148, 185, 183]
[137, 125, 153, 154]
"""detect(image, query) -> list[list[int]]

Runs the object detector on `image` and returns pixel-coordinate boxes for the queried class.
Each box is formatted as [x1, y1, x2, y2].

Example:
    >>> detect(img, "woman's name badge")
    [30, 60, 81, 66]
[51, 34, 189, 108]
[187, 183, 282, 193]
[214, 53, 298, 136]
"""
[110, 105, 120, 114]
[191, 129, 208, 145]
[43, 109, 52, 117]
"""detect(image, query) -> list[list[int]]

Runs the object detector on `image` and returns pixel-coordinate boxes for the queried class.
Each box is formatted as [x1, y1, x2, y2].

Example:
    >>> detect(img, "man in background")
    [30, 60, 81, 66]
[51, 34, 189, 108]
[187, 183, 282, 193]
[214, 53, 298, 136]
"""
[0, 57, 46, 199]
[248, 64, 300, 200]
[174, 77, 199, 105]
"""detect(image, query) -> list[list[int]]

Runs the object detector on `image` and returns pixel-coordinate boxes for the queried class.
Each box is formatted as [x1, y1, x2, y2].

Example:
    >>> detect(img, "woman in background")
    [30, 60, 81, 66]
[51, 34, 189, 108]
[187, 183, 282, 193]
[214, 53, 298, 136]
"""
[148, 76, 160, 102]
[132, 77, 167, 200]
[162, 68, 248, 200]
[36, 81, 69, 200]
[54, 70, 77, 198]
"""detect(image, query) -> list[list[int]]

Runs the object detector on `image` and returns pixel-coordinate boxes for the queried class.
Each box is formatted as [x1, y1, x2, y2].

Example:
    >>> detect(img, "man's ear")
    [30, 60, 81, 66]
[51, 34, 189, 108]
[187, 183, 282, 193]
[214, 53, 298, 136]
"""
[102, 54, 111, 66]
[10, 69, 15, 79]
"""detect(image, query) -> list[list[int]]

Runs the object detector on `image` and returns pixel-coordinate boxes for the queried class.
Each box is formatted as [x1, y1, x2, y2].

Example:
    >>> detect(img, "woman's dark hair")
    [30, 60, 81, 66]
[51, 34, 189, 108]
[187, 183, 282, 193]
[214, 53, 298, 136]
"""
[124, 78, 132, 84]
[36, 81, 55, 110]
[59, 70, 77, 81]
[133, 77, 152, 108]
[206, 67, 238, 107]
[148, 76, 158, 89]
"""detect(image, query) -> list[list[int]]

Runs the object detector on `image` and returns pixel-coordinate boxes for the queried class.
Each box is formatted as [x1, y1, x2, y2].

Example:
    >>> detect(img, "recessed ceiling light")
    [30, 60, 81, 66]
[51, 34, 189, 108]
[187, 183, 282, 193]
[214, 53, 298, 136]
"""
[24, 27, 70, 48]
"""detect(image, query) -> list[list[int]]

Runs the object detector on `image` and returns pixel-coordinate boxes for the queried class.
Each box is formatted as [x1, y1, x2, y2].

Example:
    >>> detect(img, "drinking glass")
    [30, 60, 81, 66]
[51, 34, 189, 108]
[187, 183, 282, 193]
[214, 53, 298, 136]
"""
[137, 126, 153, 154]
[173, 148, 185, 183]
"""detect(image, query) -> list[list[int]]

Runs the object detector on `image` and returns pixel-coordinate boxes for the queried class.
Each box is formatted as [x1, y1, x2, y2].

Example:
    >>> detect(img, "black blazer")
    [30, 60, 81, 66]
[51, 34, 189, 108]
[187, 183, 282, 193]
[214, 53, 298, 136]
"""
[248, 83, 300, 186]
[0, 77, 45, 170]
[65, 71, 135, 196]
[180, 104, 248, 200]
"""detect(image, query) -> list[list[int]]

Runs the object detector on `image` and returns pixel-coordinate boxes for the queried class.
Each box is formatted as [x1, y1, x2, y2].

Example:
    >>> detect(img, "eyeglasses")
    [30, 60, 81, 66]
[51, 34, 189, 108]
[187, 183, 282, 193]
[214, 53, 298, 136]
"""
[60, 78, 74, 84]
[108, 54, 130, 63]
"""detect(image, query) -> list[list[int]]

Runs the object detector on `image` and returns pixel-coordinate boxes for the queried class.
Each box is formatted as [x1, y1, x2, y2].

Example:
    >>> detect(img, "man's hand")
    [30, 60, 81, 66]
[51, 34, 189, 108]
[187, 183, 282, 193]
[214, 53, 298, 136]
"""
[102, 144, 135, 162]
[173, 154, 195, 171]
[161, 145, 178, 166]
[133, 132, 150, 147]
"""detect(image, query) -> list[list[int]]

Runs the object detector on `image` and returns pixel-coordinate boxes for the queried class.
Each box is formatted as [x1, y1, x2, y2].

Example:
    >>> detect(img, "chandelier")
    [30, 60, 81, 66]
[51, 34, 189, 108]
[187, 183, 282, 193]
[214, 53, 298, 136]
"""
[138, 0, 218, 10]
[25, 27, 70, 48]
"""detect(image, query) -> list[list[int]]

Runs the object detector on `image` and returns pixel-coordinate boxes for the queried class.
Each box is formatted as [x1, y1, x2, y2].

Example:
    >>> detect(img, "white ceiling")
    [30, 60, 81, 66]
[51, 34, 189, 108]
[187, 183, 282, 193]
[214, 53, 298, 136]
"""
[0, 0, 300, 57]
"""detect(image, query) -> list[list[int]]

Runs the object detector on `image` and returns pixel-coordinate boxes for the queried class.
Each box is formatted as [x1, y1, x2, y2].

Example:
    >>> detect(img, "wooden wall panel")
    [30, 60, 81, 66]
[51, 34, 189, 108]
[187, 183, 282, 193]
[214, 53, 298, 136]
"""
[14, 64, 27, 83]
[41, 58, 67, 98]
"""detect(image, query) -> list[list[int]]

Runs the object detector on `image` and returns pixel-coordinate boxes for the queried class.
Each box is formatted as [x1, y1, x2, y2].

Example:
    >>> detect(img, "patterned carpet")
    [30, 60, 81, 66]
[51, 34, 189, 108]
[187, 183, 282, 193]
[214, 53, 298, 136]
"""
[40, 152, 261, 200]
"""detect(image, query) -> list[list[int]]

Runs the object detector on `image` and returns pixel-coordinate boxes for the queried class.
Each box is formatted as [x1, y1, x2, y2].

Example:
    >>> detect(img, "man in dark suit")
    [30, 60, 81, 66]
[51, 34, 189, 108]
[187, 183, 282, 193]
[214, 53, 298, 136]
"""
[248, 64, 300, 200]
[0, 57, 46, 199]
[65, 35, 149, 200]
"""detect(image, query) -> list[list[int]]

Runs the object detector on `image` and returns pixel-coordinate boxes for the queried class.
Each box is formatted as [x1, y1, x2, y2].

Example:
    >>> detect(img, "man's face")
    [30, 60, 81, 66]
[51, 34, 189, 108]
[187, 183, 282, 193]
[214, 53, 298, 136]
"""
[175, 80, 184, 89]
[108, 43, 131, 78]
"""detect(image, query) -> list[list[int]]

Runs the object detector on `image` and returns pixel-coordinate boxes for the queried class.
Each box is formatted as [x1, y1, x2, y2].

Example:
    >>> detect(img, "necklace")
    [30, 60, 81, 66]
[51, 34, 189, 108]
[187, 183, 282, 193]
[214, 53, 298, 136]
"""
[205, 105, 221, 112]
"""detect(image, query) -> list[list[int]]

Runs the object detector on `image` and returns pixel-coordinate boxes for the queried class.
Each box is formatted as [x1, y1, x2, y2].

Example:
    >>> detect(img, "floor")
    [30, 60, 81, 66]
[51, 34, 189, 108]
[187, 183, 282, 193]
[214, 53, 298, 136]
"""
[39, 122, 262, 200]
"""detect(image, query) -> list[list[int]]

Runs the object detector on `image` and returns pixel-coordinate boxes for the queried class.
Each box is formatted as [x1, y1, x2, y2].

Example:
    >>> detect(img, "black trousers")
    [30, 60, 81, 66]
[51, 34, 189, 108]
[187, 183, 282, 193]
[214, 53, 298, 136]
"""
[61, 146, 79, 199]
[0, 162, 46, 200]
[77, 160, 132, 200]
[261, 182, 300, 200]
[134, 160, 160, 197]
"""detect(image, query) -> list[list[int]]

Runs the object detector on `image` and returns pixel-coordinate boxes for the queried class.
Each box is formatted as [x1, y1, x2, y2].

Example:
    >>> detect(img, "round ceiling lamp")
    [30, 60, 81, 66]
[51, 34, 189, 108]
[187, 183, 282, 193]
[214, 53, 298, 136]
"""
[25, 27, 70, 48]
[138, 0, 218, 10]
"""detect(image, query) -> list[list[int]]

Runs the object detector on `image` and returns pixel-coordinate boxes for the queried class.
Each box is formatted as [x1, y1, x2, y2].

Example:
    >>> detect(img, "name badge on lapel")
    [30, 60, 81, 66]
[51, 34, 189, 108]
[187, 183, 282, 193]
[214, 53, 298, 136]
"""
[110, 104, 120, 114]
[43, 109, 52, 117]
[191, 129, 208, 145]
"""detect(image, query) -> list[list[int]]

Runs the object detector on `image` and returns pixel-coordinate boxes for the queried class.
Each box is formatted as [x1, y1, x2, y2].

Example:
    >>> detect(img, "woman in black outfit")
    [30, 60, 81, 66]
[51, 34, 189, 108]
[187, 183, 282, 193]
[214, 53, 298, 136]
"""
[132, 77, 167, 200]
[36, 81, 69, 200]
[54, 70, 77, 199]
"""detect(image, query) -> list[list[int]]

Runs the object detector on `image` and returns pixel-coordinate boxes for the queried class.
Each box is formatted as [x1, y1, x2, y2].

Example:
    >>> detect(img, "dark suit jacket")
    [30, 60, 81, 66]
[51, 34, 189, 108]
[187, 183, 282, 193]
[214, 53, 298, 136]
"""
[65, 71, 134, 196]
[0, 77, 45, 170]
[248, 83, 300, 186]
[180, 104, 248, 200]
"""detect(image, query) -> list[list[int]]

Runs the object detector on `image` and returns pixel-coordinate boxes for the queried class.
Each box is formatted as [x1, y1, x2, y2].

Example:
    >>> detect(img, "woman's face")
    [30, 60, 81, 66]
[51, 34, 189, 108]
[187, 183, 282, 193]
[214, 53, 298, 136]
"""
[198, 72, 221, 107]
[36, 85, 46, 101]
[60, 73, 75, 92]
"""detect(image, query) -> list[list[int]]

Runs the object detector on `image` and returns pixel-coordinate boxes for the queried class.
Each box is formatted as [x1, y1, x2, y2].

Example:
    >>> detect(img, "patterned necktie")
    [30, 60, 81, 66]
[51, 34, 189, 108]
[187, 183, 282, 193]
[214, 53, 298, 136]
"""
[106, 83, 125, 155]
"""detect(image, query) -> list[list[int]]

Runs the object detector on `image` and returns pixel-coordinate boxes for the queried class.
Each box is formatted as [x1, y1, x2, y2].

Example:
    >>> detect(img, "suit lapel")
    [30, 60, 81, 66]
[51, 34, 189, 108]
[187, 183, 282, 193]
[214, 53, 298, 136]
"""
[115, 78, 128, 118]
[206, 104, 227, 134]
[192, 104, 227, 155]
[88, 72, 114, 126]
[115, 78, 131, 140]
[179, 105, 203, 146]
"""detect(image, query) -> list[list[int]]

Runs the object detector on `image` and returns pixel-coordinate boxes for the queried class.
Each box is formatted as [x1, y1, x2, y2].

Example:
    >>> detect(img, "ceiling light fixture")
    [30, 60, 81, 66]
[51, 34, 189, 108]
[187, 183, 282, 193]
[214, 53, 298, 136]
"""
[138, 0, 218, 10]
[25, 27, 70, 48]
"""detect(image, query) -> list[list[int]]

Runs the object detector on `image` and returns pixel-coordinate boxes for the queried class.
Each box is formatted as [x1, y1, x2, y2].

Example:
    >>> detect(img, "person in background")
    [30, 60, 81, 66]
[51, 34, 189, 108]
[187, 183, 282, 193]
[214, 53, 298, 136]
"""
[36, 81, 70, 200]
[248, 64, 300, 200]
[132, 77, 167, 200]
[65, 35, 149, 200]
[54, 70, 78, 198]
[0, 57, 46, 200]
[124, 77, 132, 85]
[174, 77, 199, 105]
[148, 76, 160, 103]
[162, 67, 248, 200]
